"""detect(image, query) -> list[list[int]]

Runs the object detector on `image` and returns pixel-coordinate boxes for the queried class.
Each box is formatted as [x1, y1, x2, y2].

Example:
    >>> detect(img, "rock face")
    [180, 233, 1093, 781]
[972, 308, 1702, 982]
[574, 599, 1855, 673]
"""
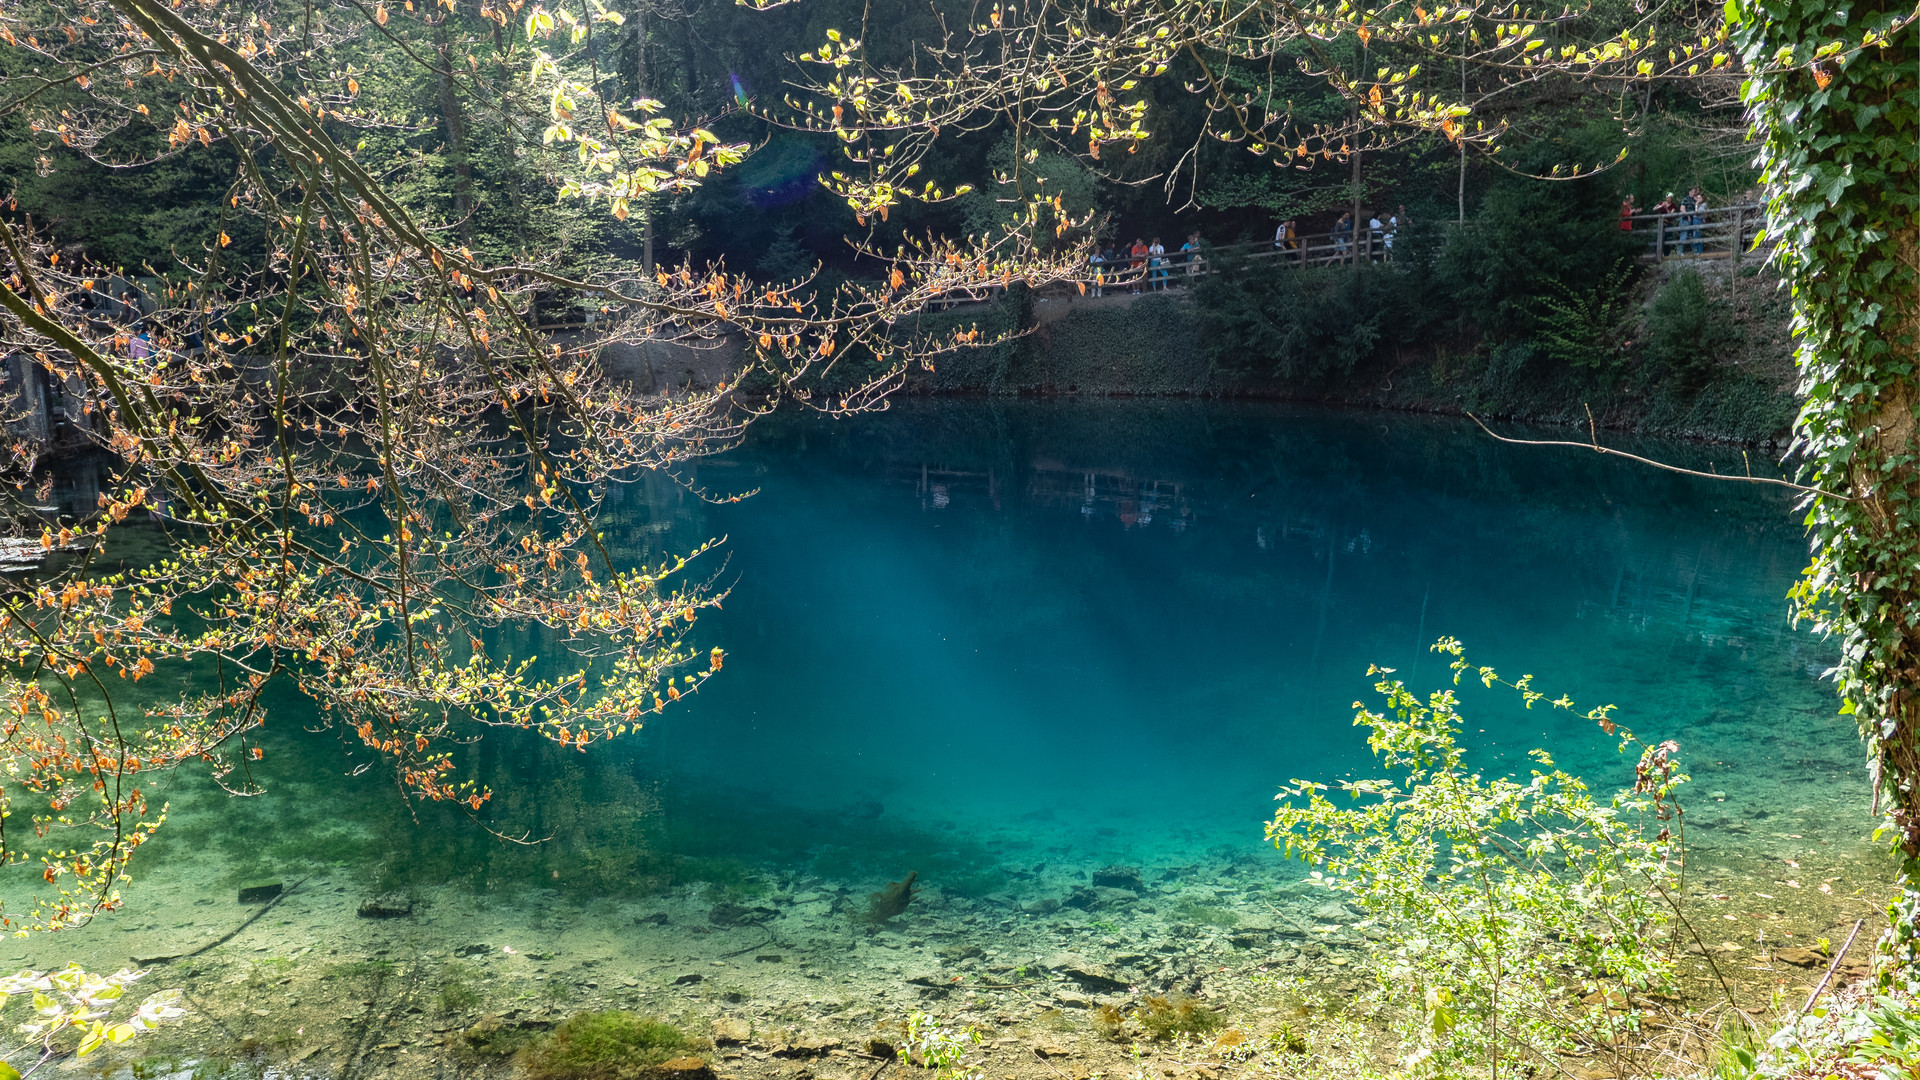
[1044, 952, 1131, 993]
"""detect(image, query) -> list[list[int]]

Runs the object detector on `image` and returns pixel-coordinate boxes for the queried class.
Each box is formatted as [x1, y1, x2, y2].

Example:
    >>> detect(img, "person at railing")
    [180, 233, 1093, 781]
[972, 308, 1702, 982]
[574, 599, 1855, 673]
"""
[1686, 186, 1709, 254]
[1148, 237, 1168, 289]
[1619, 194, 1638, 231]
[1275, 219, 1299, 261]
[1089, 248, 1107, 297]
[1385, 207, 1405, 260]
[1651, 193, 1680, 256]
[1367, 214, 1384, 262]
[1180, 232, 1203, 281]
[1333, 212, 1353, 259]
[1127, 238, 1148, 294]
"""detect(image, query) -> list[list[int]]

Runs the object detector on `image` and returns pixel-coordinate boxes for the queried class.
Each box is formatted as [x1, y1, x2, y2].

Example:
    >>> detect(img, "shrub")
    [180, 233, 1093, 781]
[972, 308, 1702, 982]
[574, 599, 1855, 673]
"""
[521, 1012, 692, 1080]
[1537, 261, 1637, 372]
[1644, 269, 1741, 390]
[1266, 638, 1690, 1078]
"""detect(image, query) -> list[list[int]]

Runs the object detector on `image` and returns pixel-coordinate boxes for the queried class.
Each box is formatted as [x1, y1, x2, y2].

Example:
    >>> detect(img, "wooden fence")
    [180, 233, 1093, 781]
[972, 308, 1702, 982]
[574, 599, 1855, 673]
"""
[924, 202, 1768, 310]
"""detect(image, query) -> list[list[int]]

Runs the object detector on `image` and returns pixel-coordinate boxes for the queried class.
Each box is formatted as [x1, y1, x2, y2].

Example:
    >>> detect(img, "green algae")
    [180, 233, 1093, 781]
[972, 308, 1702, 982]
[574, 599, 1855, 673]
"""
[520, 1012, 694, 1080]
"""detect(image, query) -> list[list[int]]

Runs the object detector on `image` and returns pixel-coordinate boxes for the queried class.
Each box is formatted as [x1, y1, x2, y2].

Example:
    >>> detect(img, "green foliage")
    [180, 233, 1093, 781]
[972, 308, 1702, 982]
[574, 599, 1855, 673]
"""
[1434, 168, 1640, 342]
[1537, 262, 1636, 372]
[1643, 270, 1741, 390]
[1266, 639, 1687, 1077]
[1194, 261, 1384, 384]
[1753, 992, 1920, 1080]
[901, 1011, 982, 1080]
[1730, 0, 1920, 960]
[520, 1012, 692, 1080]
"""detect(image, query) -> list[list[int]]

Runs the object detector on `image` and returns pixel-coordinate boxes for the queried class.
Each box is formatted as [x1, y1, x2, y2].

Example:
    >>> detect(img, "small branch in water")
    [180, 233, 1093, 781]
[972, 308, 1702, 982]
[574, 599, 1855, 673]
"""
[1796, 917, 1866, 1020]
[1464, 409, 1852, 502]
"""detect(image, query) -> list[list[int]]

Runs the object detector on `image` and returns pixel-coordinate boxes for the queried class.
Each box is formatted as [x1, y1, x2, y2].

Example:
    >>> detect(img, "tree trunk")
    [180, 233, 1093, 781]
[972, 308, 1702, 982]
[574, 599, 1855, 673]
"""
[433, 17, 475, 248]
[1738, 0, 1919, 971]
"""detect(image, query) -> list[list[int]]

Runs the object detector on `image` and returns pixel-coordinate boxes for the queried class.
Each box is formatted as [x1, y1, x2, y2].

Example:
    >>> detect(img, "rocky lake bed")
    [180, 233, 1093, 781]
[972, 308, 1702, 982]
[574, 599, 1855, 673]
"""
[17, 789, 1894, 1080]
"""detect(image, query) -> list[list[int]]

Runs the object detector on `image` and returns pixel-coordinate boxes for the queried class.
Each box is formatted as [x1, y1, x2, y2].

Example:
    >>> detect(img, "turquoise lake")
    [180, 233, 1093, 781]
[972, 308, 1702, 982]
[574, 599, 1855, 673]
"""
[31, 400, 1889, 1078]
[643, 399, 1857, 866]
[111, 397, 1872, 894]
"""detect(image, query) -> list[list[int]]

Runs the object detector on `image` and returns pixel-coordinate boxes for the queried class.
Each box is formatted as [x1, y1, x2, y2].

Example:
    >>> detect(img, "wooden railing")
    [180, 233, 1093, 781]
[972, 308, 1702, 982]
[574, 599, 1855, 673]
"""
[1617, 203, 1765, 264]
[922, 202, 1769, 311]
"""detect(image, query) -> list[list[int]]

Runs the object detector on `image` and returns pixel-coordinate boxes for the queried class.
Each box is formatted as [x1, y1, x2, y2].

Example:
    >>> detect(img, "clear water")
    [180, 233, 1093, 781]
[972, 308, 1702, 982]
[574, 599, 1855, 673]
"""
[21, 400, 1892, 1075]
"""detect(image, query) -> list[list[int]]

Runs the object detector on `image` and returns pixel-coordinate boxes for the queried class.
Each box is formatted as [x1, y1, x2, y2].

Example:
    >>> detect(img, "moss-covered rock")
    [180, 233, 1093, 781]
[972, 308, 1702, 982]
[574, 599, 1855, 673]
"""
[520, 1011, 696, 1080]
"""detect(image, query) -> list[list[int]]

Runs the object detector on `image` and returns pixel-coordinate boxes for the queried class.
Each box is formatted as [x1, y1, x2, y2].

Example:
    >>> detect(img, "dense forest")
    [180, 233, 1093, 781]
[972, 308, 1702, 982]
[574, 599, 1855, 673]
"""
[1, 0, 1782, 420]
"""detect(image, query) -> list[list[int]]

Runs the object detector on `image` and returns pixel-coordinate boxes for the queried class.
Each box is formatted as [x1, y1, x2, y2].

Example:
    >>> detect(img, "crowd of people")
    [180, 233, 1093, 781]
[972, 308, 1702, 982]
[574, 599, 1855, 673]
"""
[1272, 206, 1407, 263]
[1082, 208, 1413, 297]
[1618, 186, 1716, 255]
[1087, 232, 1208, 296]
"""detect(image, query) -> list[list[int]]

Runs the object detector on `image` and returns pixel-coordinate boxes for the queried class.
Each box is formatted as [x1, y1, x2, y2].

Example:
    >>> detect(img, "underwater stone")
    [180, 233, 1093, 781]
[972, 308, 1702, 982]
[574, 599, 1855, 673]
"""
[772, 1035, 842, 1058]
[645, 1057, 718, 1080]
[1091, 866, 1144, 891]
[1310, 901, 1352, 923]
[709, 903, 752, 926]
[673, 973, 705, 986]
[712, 1018, 753, 1046]
[865, 872, 917, 924]
[237, 881, 283, 904]
[356, 893, 414, 919]
[1773, 947, 1826, 968]
[1021, 899, 1060, 915]
[1044, 953, 1130, 993]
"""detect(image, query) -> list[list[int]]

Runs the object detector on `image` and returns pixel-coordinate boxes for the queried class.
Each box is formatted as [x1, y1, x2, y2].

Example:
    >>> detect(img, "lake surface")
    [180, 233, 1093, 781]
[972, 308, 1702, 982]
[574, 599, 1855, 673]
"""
[30, 400, 1891, 1078]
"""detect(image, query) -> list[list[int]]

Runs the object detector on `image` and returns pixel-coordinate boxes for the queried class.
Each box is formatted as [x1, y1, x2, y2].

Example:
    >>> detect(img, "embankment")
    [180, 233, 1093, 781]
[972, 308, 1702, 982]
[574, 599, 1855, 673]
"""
[890, 261, 1797, 446]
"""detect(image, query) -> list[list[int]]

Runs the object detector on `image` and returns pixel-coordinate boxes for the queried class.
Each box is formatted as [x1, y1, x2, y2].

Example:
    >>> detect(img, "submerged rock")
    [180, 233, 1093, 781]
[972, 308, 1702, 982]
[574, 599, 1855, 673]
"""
[1044, 952, 1131, 993]
[1092, 866, 1144, 891]
[1310, 901, 1352, 923]
[773, 1035, 843, 1058]
[712, 1018, 753, 1046]
[356, 893, 414, 919]
[1773, 947, 1827, 968]
[237, 881, 283, 904]
[865, 872, 918, 924]
[647, 1057, 718, 1080]
[1063, 886, 1138, 911]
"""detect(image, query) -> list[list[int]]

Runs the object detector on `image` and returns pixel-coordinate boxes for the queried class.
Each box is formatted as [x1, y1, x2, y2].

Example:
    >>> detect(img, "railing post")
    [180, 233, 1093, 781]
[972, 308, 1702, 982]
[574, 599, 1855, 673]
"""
[1656, 216, 1666, 263]
[1733, 206, 1746, 269]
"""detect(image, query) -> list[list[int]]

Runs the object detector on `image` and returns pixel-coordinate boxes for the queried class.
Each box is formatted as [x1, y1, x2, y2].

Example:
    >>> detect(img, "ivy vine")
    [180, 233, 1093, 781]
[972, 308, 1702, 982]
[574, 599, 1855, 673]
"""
[1732, 0, 1919, 959]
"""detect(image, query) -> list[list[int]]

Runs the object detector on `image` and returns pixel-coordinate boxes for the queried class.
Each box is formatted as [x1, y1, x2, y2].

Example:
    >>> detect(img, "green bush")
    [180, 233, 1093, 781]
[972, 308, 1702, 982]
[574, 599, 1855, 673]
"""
[521, 1012, 693, 1080]
[1643, 269, 1741, 390]
[1537, 261, 1637, 372]
[1267, 638, 1689, 1078]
